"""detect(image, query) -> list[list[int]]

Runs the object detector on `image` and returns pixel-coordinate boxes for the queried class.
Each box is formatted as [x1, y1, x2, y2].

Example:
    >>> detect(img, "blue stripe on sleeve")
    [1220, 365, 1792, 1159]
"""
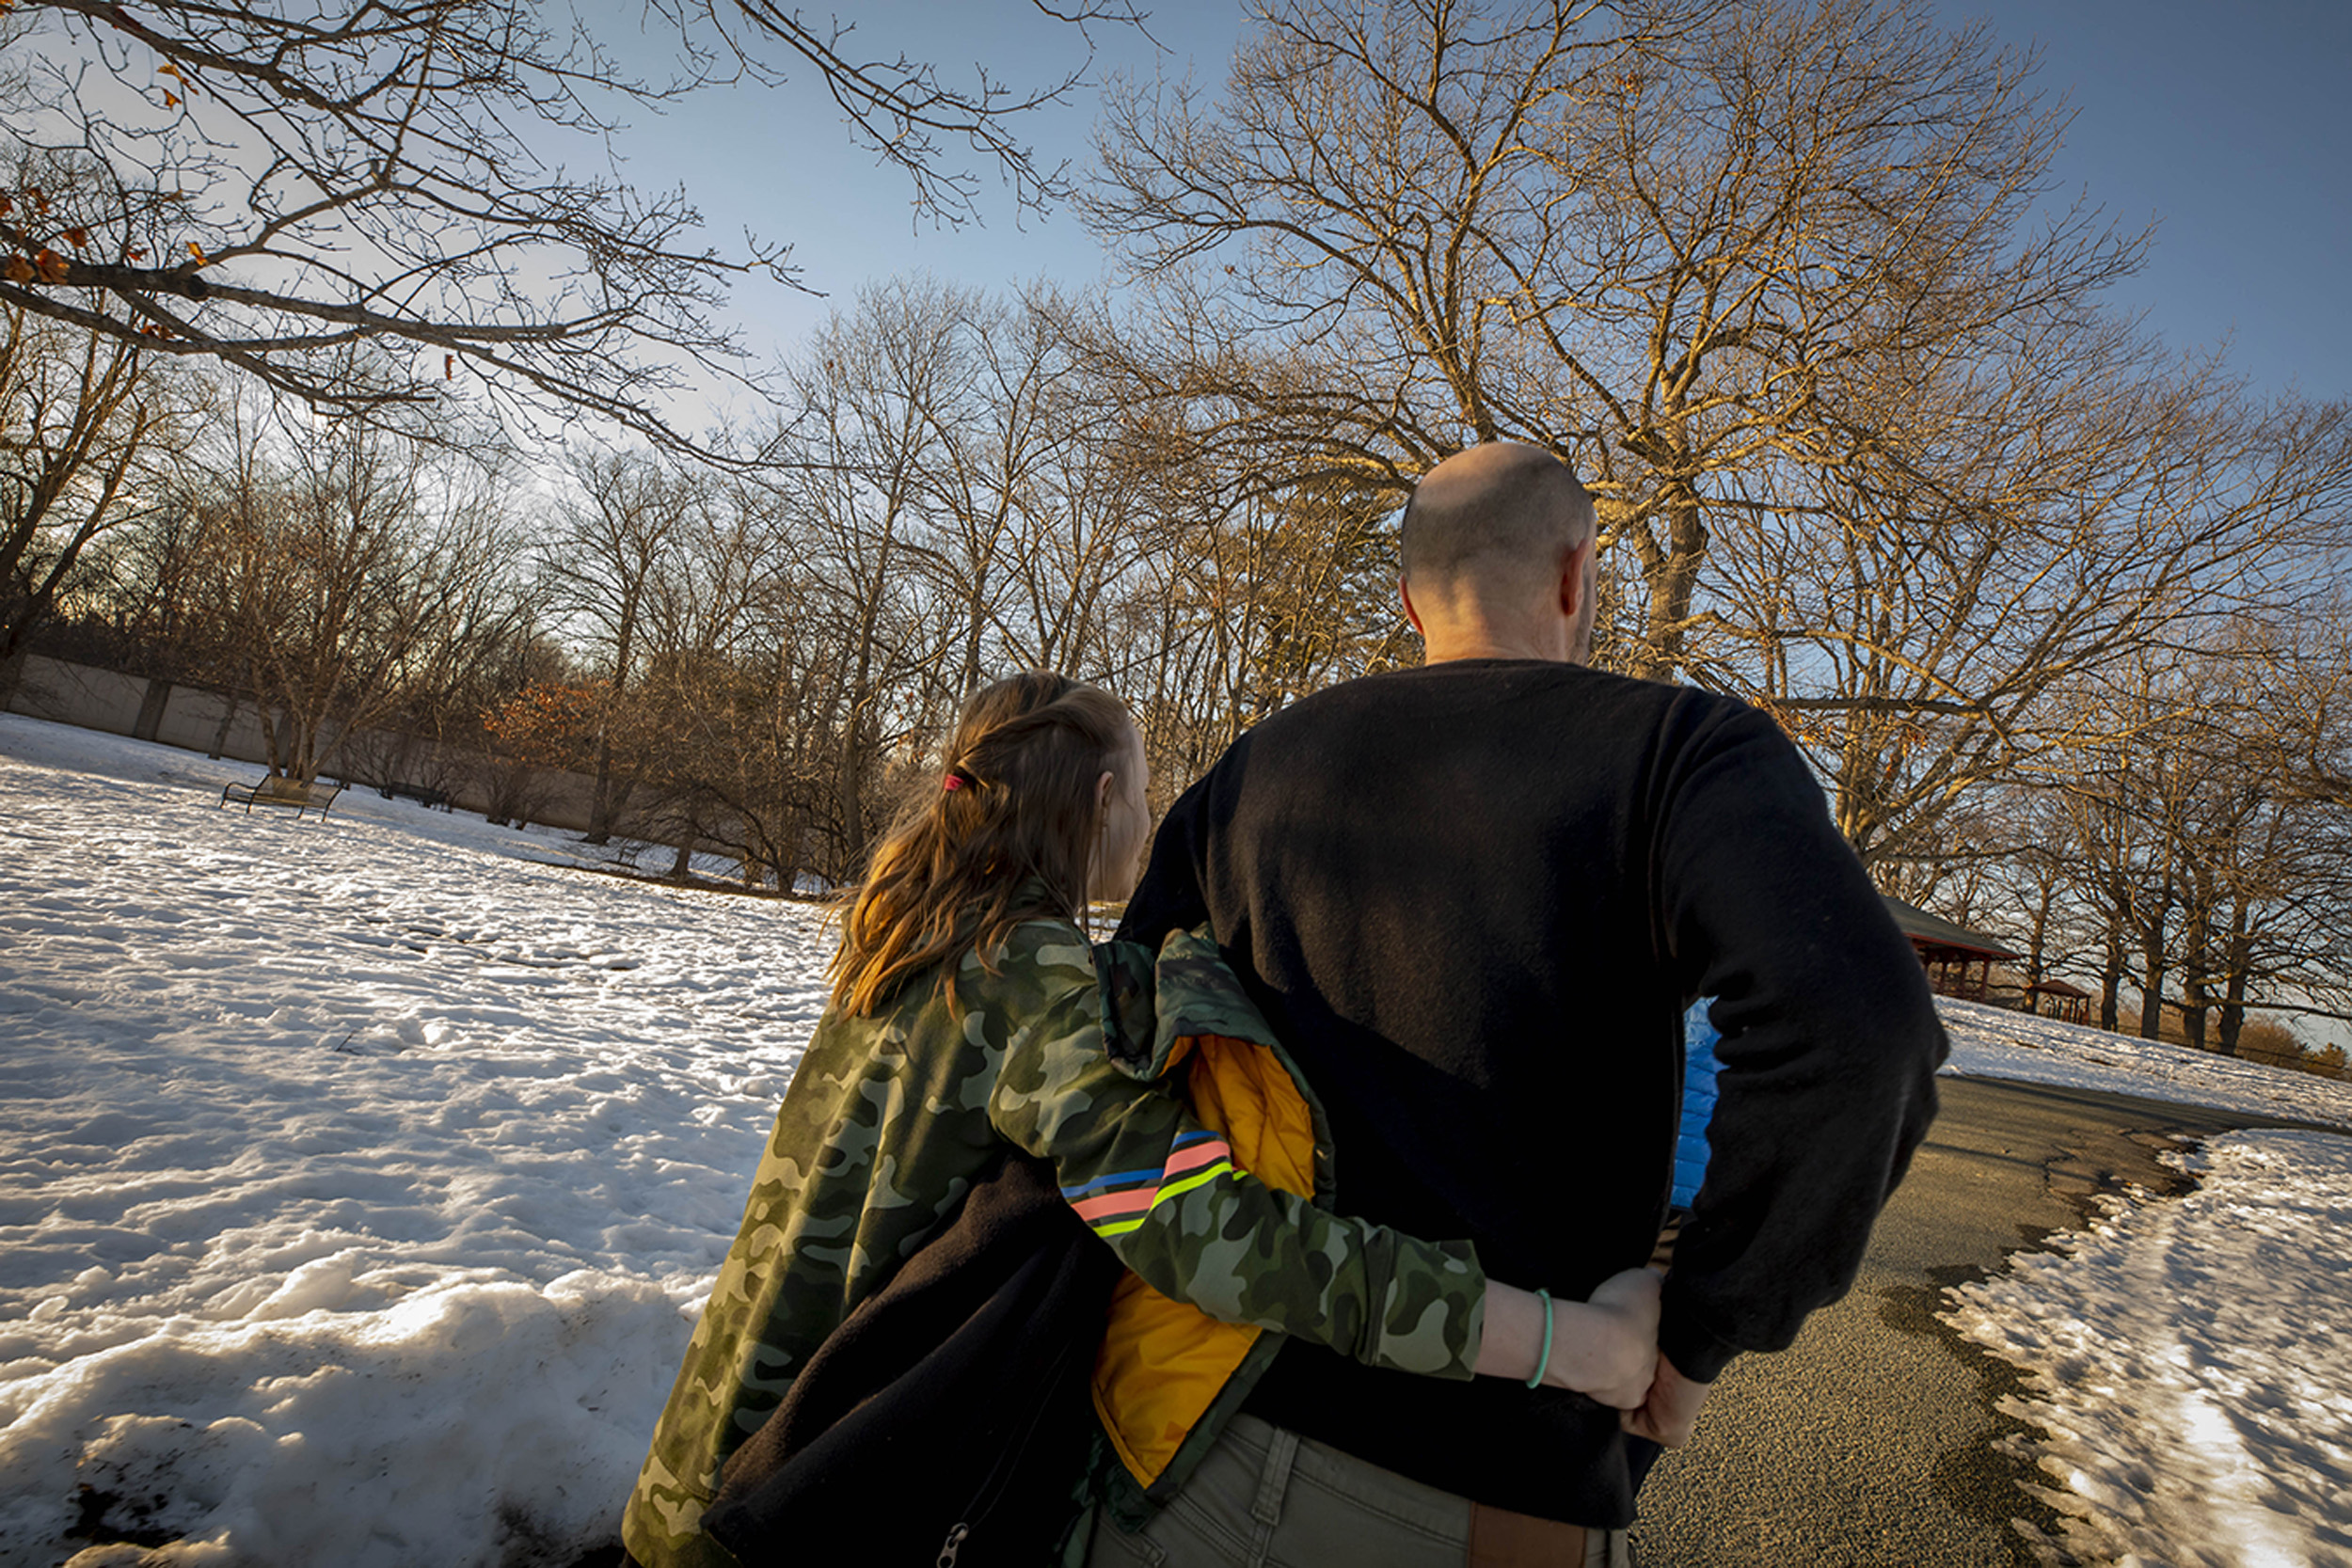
[1059, 1164, 1166, 1200]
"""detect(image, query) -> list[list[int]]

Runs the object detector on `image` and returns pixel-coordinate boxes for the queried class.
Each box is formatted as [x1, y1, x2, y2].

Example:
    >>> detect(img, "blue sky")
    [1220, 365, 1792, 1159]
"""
[1966, 0, 2351, 404]
[592, 1, 2351, 418]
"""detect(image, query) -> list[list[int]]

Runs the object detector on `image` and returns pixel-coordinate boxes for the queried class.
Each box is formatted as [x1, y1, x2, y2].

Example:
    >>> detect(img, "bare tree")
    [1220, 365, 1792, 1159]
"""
[0, 300, 195, 701]
[757, 279, 968, 868]
[2033, 623, 2352, 1053]
[183, 396, 528, 782]
[537, 448, 706, 841]
[2182, 620, 2352, 1054]
[1145, 471, 1417, 775]
[1085, 0, 2148, 684]
[901, 285, 1167, 696]
[0, 1, 1140, 443]
[621, 467, 792, 878]
[1716, 361, 2352, 869]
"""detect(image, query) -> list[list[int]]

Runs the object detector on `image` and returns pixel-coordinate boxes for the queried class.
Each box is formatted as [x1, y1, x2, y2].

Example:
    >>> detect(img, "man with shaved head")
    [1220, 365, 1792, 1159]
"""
[1397, 440, 1603, 664]
[1104, 442, 1945, 1566]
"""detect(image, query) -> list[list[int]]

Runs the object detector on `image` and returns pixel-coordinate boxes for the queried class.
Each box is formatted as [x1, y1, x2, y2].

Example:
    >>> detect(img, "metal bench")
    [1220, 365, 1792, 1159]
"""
[379, 780, 453, 811]
[218, 775, 345, 818]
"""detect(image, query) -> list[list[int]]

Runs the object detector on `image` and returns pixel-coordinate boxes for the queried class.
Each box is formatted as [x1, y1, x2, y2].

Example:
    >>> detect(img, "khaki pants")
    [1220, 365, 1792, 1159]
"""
[1086, 1414, 1631, 1568]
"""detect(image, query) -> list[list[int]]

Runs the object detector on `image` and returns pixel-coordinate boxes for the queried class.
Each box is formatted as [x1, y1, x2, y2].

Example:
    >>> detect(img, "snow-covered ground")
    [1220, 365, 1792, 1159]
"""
[1944, 1132, 2352, 1567]
[0, 716, 834, 1566]
[1939, 995, 2352, 1132]
[2, 712, 2348, 1566]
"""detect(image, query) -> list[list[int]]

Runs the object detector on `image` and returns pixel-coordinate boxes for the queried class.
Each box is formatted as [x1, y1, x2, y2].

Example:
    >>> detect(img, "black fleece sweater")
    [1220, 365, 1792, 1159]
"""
[1116, 659, 1947, 1526]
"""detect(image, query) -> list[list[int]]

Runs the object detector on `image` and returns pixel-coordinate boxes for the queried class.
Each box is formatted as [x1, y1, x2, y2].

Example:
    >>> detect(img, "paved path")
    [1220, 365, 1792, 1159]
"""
[1628, 1075, 2334, 1567]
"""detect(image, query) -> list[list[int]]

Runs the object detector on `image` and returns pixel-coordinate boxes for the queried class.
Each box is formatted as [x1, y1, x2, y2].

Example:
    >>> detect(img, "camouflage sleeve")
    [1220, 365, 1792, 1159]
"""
[986, 933, 1486, 1381]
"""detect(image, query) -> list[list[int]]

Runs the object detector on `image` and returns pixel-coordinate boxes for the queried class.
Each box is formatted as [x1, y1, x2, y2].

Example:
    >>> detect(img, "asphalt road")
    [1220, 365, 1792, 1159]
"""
[1627, 1075, 2334, 1568]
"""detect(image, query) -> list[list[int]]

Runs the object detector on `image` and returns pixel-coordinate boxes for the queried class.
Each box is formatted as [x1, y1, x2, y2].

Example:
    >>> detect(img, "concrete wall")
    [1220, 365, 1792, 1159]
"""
[6, 653, 602, 832]
[8, 655, 150, 740]
[152, 684, 280, 765]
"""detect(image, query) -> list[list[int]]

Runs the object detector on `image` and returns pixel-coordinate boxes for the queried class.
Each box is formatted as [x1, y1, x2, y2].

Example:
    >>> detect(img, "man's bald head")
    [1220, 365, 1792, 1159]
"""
[1398, 442, 1600, 665]
[1399, 442, 1595, 594]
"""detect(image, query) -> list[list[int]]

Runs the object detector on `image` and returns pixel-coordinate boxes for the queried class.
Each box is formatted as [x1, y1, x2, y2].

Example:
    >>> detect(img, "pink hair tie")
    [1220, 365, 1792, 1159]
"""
[942, 774, 965, 792]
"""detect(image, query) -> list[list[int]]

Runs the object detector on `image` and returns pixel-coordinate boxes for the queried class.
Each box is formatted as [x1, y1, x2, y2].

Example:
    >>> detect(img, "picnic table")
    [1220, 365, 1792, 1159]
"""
[218, 775, 345, 819]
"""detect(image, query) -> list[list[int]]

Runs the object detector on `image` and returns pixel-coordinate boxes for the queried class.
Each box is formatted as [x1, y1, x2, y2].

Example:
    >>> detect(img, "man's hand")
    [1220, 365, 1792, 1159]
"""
[1620, 1352, 1710, 1448]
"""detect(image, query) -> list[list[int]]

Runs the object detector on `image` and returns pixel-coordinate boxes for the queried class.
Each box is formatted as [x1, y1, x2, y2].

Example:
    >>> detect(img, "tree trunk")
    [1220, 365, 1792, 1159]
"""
[2098, 893, 2125, 1032]
[2178, 886, 2217, 1051]
[132, 678, 173, 742]
[2025, 878, 2056, 1016]
[961, 585, 986, 698]
[208, 691, 239, 759]
[2215, 901, 2254, 1057]
[836, 518, 898, 873]
[2181, 942, 2209, 1051]
[589, 592, 641, 845]
[836, 726, 868, 873]
[587, 724, 620, 845]
[1629, 473, 1708, 685]
[2137, 879, 2171, 1041]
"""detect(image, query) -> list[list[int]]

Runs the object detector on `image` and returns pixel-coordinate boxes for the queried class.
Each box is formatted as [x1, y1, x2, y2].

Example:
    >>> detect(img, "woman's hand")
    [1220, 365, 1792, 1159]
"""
[1473, 1268, 1661, 1409]
[1541, 1266, 1661, 1408]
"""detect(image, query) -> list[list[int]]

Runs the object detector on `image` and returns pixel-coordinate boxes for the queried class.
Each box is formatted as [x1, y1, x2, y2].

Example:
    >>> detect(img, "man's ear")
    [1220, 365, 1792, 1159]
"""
[1559, 538, 1596, 619]
[1400, 574, 1426, 635]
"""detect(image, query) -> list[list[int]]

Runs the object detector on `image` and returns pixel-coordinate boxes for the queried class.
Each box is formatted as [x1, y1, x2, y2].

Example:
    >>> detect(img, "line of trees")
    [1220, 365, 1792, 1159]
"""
[1935, 622, 2352, 1060]
[29, 277, 1415, 891]
[9, 0, 2351, 1060]
[40, 260, 2352, 1068]
[482, 277, 1419, 883]
[48, 383, 540, 785]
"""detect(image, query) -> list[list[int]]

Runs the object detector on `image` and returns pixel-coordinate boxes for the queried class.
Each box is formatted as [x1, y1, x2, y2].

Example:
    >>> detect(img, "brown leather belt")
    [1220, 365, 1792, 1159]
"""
[1468, 1501, 1623, 1567]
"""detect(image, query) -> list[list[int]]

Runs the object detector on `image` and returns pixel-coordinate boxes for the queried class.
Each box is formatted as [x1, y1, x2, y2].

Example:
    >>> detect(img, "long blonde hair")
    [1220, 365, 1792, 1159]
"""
[829, 671, 1134, 1016]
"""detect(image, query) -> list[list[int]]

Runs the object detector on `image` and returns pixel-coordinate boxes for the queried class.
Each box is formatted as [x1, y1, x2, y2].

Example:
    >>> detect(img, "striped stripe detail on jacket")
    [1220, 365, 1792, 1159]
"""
[1062, 1130, 1235, 1239]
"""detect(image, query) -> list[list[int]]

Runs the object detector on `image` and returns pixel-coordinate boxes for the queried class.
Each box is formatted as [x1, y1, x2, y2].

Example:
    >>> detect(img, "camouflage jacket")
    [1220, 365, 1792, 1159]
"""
[622, 918, 1487, 1568]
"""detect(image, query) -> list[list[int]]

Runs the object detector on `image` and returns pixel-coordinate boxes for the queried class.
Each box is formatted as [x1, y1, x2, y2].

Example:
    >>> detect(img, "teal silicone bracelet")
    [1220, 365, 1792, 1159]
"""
[1525, 1288, 1554, 1390]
